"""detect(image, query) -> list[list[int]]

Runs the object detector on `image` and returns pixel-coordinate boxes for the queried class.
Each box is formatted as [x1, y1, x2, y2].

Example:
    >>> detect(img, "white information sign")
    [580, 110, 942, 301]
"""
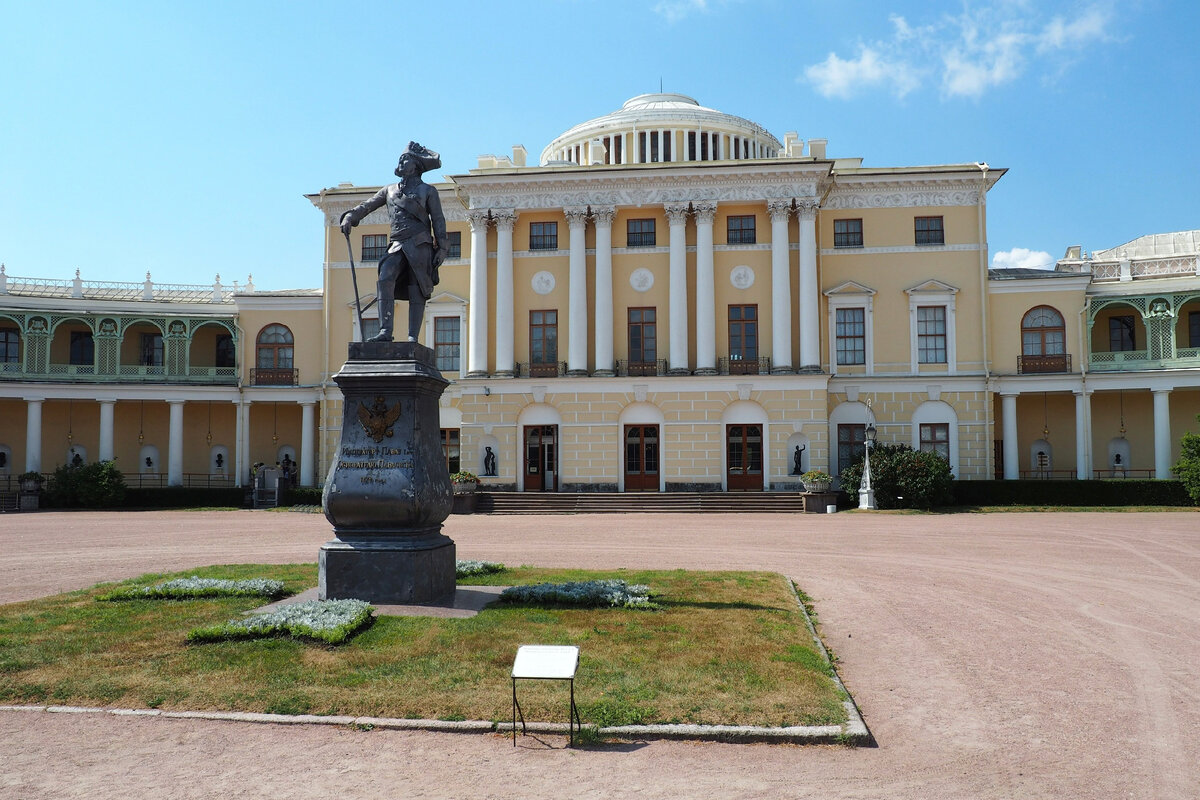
[512, 645, 579, 680]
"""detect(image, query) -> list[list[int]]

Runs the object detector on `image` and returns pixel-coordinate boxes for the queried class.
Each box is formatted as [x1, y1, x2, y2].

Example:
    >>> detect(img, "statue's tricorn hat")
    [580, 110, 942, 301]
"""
[397, 141, 441, 176]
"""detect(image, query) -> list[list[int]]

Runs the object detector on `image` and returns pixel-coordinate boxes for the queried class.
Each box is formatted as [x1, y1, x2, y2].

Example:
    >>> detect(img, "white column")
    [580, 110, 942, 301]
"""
[24, 397, 44, 473]
[565, 206, 590, 376]
[98, 399, 116, 462]
[492, 210, 517, 377]
[1002, 392, 1019, 480]
[768, 200, 794, 373]
[592, 206, 616, 376]
[167, 400, 185, 487]
[466, 210, 490, 377]
[796, 200, 820, 370]
[1153, 389, 1172, 478]
[234, 399, 245, 488]
[300, 401, 315, 487]
[665, 203, 691, 374]
[1075, 390, 1091, 480]
[693, 201, 717, 374]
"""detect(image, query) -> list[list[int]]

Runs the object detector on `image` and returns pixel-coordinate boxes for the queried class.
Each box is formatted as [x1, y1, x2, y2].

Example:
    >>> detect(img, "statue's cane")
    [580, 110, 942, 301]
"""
[344, 229, 366, 341]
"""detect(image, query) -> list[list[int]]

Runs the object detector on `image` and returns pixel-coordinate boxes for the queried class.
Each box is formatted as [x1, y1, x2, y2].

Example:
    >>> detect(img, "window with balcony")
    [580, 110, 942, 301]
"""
[628, 307, 657, 374]
[1109, 315, 1136, 351]
[727, 305, 758, 373]
[0, 328, 18, 363]
[361, 234, 388, 261]
[915, 216, 945, 246]
[530, 310, 558, 376]
[254, 324, 295, 384]
[835, 308, 866, 365]
[627, 219, 656, 247]
[140, 333, 164, 367]
[1020, 305, 1069, 373]
[920, 423, 950, 460]
[834, 218, 863, 248]
[434, 316, 460, 372]
[215, 334, 235, 368]
[838, 424, 866, 469]
[727, 215, 756, 244]
[69, 331, 94, 365]
[445, 230, 461, 259]
[529, 222, 558, 250]
[917, 306, 947, 363]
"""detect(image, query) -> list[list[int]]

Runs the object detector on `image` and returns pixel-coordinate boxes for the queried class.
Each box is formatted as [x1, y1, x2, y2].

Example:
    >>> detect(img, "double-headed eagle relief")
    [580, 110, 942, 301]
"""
[357, 396, 402, 443]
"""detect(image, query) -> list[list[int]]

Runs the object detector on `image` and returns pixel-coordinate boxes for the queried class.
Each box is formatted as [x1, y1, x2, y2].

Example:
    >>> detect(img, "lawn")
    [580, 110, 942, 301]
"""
[0, 564, 847, 729]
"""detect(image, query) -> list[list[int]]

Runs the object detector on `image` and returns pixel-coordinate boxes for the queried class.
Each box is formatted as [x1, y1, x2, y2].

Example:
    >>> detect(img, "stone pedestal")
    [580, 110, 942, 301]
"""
[320, 342, 455, 604]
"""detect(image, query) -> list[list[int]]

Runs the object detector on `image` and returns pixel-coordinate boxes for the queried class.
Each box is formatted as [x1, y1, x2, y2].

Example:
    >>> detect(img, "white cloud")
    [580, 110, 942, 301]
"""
[992, 248, 1056, 270]
[653, 0, 707, 23]
[803, 2, 1117, 100]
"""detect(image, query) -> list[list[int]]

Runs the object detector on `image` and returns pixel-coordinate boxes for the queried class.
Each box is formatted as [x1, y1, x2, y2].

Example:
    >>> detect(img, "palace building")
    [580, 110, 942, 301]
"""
[2, 93, 1199, 494]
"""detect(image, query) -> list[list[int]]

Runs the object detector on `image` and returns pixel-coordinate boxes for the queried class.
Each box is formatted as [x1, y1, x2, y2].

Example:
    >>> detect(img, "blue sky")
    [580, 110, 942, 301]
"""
[2, 0, 1195, 289]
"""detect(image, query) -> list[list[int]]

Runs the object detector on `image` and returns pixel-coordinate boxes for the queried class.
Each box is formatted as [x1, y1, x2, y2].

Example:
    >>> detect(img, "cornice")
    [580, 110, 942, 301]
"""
[823, 178, 983, 209]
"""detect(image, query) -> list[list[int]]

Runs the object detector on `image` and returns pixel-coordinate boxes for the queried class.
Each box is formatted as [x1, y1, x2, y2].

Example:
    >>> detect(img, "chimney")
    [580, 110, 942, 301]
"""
[808, 139, 827, 159]
[512, 145, 527, 167]
[477, 154, 497, 169]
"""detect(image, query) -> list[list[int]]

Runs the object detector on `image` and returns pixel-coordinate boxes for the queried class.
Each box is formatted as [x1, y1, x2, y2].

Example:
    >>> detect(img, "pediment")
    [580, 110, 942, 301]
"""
[823, 280, 876, 297]
[428, 291, 468, 305]
[905, 279, 958, 295]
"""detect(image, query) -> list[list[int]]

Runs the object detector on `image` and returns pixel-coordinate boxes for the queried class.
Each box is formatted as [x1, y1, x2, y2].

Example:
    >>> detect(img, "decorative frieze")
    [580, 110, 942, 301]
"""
[823, 182, 982, 209]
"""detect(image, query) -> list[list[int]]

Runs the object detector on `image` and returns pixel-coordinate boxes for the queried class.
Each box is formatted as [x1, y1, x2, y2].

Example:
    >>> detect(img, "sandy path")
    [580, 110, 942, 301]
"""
[2, 510, 1198, 799]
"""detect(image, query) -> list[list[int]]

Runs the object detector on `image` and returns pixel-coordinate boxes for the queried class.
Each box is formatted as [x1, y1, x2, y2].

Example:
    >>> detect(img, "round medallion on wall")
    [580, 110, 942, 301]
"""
[730, 265, 755, 290]
[531, 271, 556, 295]
[630, 268, 655, 293]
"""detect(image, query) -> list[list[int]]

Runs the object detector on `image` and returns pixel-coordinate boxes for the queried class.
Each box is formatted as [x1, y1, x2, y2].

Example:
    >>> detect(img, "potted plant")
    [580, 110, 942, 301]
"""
[450, 470, 479, 495]
[18, 471, 45, 493]
[800, 469, 832, 493]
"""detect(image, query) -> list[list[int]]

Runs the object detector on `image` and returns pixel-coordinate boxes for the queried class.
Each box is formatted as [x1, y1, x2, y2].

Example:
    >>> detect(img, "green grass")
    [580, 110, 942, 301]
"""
[0, 565, 846, 729]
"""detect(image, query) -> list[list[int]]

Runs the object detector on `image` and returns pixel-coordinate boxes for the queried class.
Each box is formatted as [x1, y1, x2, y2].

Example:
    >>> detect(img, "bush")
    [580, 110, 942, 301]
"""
[1172, 415, 1200, 505]
[43, 460, 127, 508]
[839, 443, 954, 509]
[951, 479, 1192, 507]
[282, 486, 323, 506]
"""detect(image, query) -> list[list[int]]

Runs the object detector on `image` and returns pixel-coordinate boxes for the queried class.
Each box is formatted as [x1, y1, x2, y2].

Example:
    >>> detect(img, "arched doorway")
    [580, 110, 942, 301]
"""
[517, 403, 562, 492]
[722, 400, 768, 492]
[618, 401, 665, 492]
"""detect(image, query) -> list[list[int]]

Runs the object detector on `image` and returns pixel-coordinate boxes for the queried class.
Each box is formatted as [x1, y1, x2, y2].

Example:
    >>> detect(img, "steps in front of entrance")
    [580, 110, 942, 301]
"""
[476, 491, 828, 514]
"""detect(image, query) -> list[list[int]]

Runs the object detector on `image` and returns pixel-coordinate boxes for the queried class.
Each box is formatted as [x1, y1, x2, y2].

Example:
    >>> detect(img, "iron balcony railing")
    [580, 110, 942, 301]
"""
[1089, 348, 1200, 372]
[515, 361, 567, 378]
[616, 359, 667, 377]
[250, 368, 299, 386]
[1017, 354, 1072, 374]
[718, 356, 772, 375]
[3, 364, 237, 384]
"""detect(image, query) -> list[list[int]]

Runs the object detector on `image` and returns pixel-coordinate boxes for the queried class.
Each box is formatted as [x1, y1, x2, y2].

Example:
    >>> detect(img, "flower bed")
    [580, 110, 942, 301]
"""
[455, 560, 505, 578]
[188, 599, 374, 645]
[498, 579, 657, 609]
[98, 576, 287, 602]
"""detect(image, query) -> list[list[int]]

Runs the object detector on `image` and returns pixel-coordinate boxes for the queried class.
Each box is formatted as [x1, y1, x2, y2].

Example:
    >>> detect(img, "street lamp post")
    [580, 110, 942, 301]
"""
[858, 402, 877, 510]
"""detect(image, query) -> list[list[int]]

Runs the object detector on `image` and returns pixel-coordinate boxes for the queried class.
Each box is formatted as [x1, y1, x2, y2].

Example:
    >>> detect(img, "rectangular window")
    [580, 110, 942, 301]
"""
[627, 219, 656, 247]
[728, 305, 758, 361]
[140, 333, 164, 366]
[915, 216, 945, 246]
[1109, 315, 1136, 351]
[69, 331, 94, 365]
[1191, 311, 1200, 348]
[215, 334, 235, 368]
[530, 310, 558, 364]
[920, 423, 950, 461]
[0, 328, 19, 363]
[529, 222, 558, 250]
[917, 306, 947, 363]
[835, 308, 866, 365]
[628, 307, 657, 365]
[361, 234, 387, 261]
[834, 218, 863, 248]
[440, 428, 460, 474]
[434, 316, 460, 371]
[727, 215, 756, 244]
[445, 230, 461, 259]
[838, 424, 866, 470]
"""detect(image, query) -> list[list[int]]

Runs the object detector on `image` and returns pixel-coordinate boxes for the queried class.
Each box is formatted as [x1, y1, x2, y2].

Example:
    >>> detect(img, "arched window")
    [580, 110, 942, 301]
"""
[256, 324, 294, 369]
[1021, 306, 1065, 356]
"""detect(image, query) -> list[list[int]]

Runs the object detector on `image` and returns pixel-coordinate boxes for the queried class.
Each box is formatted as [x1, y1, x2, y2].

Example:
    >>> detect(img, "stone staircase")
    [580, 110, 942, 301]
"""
[475, 491, 832, 514]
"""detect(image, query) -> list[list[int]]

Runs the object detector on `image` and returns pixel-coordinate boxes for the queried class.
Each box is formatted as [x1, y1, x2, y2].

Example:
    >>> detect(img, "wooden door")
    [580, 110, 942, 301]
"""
[524, 425, 557, 492]
[624, 425, 660, 492]
[727, 424, 763, 491]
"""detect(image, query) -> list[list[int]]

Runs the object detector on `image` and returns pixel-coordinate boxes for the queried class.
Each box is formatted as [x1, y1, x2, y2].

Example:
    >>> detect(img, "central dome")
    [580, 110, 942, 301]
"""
[540, 93, 782, 166]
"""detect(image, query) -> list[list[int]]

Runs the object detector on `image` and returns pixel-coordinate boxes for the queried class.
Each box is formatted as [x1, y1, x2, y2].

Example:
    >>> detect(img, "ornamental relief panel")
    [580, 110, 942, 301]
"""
[823, 187, 981, 209]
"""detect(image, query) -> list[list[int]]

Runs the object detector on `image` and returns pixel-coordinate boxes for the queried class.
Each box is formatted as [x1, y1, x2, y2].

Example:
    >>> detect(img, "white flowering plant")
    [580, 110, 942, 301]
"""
[188, 599, 374, 645]
[98, 576, 288, 602]
[498, 579, 658, 609]
[455, 560, 505, 578]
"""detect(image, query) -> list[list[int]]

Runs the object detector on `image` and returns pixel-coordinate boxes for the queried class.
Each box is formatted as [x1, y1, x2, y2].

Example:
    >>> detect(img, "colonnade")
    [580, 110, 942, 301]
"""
[18, 396, 317, 487]
[465, 199, 821, 378]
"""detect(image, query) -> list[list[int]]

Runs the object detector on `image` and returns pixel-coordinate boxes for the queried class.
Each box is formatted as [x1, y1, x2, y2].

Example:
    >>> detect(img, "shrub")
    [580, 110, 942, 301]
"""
[282, 486, 323, 506]
[98, 576, 287, 601]
[498, 579, 657, 609]
[1172, 415, 1200, 505]
[188, 599, 374, 645]
[43, 460, 127, 508]
[455, 560, 505, 578]
[951, 479, 1191, 507]
[839, 443, 954, 509]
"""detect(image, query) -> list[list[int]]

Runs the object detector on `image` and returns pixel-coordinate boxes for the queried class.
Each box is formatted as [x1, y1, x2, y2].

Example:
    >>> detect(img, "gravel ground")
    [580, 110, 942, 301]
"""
[2, 509, 1198, 799]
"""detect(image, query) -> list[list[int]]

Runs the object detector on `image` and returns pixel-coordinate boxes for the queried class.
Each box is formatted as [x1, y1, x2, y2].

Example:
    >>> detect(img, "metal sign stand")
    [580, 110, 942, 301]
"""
[511, 645, 581, 747]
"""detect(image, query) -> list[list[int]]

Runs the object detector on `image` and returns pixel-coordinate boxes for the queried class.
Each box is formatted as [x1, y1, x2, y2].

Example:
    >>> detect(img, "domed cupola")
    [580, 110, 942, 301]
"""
[540, 93, 783, 166]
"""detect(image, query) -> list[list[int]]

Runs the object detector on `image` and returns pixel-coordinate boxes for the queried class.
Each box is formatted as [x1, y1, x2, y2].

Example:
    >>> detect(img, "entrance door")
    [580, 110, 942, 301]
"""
[727, 424, 763, 491]
[624, 425, 660, 492]
[524, 425, 557, 492]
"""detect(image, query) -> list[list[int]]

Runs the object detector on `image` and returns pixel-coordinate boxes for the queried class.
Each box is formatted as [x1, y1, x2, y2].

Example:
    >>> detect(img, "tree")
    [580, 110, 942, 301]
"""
[839, 443, 955, 509]
[1172, 415, 1200, 505]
